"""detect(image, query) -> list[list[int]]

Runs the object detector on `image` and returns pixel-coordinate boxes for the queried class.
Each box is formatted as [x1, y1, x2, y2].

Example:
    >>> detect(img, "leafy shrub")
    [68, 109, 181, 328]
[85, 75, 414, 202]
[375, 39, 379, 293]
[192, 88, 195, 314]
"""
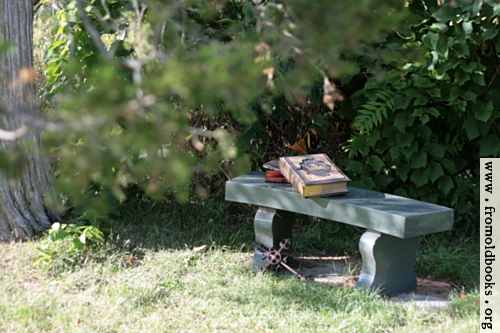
[36, 221, 104, 270]
[35, 1, 405, 204]
[341, 0, 499, 233]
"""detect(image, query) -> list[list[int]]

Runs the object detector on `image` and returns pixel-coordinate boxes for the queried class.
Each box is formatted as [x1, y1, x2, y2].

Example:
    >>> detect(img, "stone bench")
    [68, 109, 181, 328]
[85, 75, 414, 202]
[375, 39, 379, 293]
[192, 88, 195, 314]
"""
[225, 171, 454, 296]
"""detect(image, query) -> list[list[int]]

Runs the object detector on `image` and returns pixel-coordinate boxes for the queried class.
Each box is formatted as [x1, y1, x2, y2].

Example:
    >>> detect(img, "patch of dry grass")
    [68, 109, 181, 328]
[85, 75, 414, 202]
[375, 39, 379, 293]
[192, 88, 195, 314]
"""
[0, 240, 479, 333]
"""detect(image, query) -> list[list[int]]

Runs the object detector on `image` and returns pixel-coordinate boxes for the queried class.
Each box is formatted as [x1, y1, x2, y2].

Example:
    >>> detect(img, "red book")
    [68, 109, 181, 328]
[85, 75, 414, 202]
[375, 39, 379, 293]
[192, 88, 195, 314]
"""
[265, 170, 290, 183]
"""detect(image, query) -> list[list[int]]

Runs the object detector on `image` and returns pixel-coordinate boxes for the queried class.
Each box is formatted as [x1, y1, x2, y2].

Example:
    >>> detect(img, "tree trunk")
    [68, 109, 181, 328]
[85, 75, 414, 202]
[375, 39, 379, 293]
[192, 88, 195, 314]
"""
[0, 0, 61, 241]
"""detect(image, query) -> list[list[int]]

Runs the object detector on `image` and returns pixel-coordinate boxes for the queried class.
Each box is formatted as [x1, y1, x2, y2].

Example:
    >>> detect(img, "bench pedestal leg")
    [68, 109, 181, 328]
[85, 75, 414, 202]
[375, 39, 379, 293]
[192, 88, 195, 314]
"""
[252, 207, 293, 269]
[357, 230, 420, 296]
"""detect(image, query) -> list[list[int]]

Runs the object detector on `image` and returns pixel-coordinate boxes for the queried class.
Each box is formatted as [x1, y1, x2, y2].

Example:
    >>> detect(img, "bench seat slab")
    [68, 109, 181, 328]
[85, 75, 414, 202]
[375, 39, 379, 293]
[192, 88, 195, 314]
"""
[226, 172, 453, 239]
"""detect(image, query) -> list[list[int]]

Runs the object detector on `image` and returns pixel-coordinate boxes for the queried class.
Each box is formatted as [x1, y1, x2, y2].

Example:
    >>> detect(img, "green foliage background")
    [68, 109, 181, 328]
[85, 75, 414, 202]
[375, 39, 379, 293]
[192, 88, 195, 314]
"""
[33, 0, 499, 236]
[341, 0, 499, 234]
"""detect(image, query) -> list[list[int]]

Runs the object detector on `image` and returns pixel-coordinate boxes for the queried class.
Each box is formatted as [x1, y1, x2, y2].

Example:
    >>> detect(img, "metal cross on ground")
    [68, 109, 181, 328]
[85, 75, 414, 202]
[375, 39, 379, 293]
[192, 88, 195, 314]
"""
[254, 238, 308, 281]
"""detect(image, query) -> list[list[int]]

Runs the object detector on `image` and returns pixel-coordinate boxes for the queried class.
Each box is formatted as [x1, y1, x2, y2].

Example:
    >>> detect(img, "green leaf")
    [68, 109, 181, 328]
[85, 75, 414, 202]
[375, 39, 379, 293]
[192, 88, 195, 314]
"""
[474, 100, 493, 122]
[441, 158, 458, 174]
[394, 187, 408, 197]
[83, 226, 105, 244]
[359, 109, 375, 115]
[493, 3, 500, 17]
[411, 150, 427, 169]
[381, 105, 389, 118]
[472, 73, 486, 86]
[411, 168, 429, 187]
[346, 160, 364, 174]
[429, 162, 444, 182]
[461, 61, 477, 73]
[402, 141, 419, 158]
[50, 229, 70, 241]
[311, 114, 326, 126]
[411, 108, 424, 117]
[427, 143, 446, 160]
[366, 130, 381, 147]
[472, 0, 482, 16]
[397, 133, 415, 150]
[394, 94, 412, 110]
[420, 114, 430, 125]
[394, 113, 415, 132]
[462, 91, 477, 101]
[430, 69, 449, 80]
[373, 173, 394, 187]
[45, 62, 62, 85]
[359, 176, 376, 190]
[483, 27, 498, 40]
[347, 136, 368, 157]
[47, 40, 67, 54]
[375, 109, 383, 124]
[385, 69, 401, 83]
[479, 134, 500, 157]
[429, 23, 448, 32]
[462, 115, 480, 140]
[422, 32, 439, 49]
[427, 107, 440, 117]
[389, 146, 401, 160]
[428, 88, 441, 98]
[462, 21, 473, 36]
[415, 124, 432, 141]
[438, 175, 454, 196]
[414, 94, 428, 105]
[456, 100, 468, 111]
[82, 209, 99, 226]
[432, 4, 459, 23]
[414, 76, 432, 87]
[75, 235, 86, 249]
[453, 43, 470, 57]
[396, 162, 411, 182]
[375, 90, 394, 100]
[364, 102, 383, 110]
[443, 57, 460, 71]
[368, 155, 385, 172]
[427, 51, 439, 71]
[456, 71, 470, 85]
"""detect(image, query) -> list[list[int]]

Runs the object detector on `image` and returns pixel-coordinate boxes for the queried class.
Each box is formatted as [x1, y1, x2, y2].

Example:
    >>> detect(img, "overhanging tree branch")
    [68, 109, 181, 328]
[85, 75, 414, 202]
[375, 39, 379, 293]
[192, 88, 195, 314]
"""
[75, 0, 111, 61]
[0, 105, 107, 133]
[0, 126, 28, 141]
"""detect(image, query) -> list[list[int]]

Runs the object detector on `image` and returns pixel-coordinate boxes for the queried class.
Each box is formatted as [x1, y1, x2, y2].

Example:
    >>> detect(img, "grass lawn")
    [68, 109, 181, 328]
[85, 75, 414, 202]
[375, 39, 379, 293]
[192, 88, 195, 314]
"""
[0, 195, 479, 332]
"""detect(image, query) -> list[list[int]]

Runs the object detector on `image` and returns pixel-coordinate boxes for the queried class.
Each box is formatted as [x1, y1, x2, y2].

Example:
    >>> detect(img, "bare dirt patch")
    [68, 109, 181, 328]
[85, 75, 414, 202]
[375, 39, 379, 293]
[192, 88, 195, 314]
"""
[281, 251, 457, 300]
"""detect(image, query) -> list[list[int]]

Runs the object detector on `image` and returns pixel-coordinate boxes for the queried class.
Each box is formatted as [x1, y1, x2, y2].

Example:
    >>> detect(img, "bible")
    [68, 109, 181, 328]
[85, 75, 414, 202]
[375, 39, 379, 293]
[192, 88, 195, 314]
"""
[279, 154, 350, 198]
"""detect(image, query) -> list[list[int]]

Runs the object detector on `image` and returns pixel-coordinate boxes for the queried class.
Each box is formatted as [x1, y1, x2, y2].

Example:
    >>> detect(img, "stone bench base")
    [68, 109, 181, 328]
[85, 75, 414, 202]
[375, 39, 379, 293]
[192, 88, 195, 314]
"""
[253, 207, 420, 296]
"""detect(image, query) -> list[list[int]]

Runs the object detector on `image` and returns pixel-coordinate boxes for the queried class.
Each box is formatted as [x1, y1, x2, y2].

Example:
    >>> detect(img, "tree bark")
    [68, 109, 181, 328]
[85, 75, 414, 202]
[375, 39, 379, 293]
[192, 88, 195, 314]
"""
[0, 0, 61, 241]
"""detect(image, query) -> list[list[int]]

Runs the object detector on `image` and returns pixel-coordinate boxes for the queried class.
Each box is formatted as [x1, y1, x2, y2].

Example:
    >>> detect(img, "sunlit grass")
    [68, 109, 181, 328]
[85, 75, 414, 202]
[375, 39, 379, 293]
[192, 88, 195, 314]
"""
[0, 194, 479, 333]
[0, 240, 478, 333]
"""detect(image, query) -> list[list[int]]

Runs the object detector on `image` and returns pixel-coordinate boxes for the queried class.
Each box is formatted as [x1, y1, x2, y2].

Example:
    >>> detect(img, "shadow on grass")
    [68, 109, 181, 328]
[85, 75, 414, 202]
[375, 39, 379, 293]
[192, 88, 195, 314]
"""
[108, 194, 256, 252]
[105, 191, 479, 291]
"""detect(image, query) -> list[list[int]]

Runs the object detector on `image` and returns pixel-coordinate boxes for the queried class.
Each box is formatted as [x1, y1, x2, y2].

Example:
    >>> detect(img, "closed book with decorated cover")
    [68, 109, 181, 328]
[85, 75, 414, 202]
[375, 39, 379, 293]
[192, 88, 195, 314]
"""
[278, 154, 350, 198]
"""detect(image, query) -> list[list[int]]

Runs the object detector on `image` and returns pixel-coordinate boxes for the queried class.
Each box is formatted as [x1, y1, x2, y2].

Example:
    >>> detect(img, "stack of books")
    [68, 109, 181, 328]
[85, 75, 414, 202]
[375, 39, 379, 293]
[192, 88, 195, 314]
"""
[263, 159, 290, 183]
[263, 154, 350, 198]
